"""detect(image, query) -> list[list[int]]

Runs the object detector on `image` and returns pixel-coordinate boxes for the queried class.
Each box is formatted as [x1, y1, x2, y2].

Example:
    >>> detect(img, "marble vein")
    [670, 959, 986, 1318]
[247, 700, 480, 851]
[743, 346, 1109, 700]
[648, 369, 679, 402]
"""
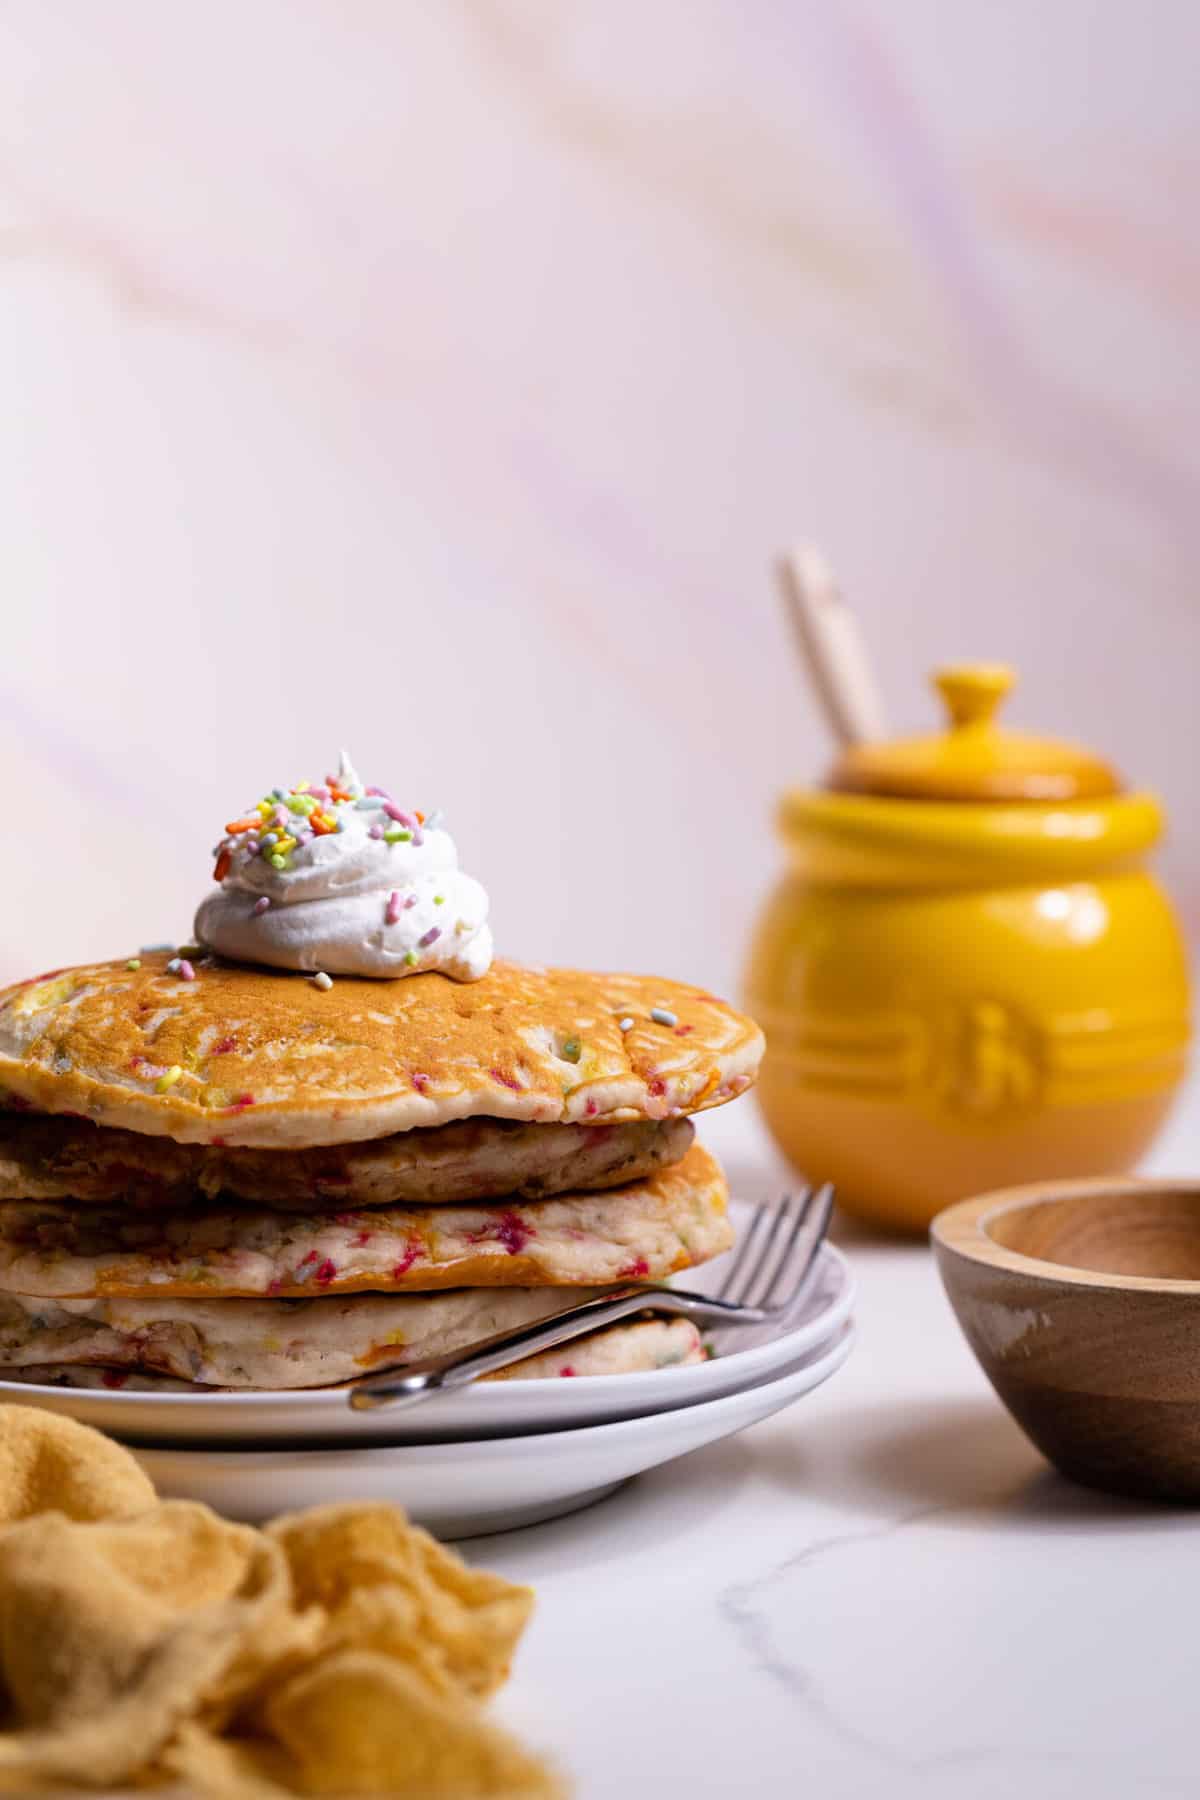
[816, 4, 1200, 541]
[717, 1507, 939, 1768]
[0, 213, 288, 349]
[717, 1503, 1193, 1790]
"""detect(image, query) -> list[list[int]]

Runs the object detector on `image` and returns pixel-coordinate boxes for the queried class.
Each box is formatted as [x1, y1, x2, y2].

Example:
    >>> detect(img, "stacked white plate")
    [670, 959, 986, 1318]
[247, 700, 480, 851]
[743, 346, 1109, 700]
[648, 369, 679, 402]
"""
[0, 1206, 856, 1537]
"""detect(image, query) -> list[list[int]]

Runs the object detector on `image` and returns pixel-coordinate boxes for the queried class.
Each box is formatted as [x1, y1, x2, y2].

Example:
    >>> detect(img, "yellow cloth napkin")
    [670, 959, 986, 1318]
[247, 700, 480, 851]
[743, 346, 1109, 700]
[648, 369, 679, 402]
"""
[0, 1405, 562, 1798]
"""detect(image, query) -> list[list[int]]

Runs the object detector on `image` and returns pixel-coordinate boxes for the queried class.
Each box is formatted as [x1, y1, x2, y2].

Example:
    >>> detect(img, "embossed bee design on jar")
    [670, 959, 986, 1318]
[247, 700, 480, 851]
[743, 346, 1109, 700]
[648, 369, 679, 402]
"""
[744, 665, 1191, 1233]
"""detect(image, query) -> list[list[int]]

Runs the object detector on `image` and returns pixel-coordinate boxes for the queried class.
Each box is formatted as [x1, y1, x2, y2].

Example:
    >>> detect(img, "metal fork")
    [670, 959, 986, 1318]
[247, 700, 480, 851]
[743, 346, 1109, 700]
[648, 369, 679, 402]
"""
[348, 1181, 835, 1412]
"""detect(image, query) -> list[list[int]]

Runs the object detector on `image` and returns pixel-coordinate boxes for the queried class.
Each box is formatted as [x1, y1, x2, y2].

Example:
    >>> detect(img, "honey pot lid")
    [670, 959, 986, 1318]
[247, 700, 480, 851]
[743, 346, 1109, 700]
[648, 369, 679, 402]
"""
[827, 664, 1122, 803]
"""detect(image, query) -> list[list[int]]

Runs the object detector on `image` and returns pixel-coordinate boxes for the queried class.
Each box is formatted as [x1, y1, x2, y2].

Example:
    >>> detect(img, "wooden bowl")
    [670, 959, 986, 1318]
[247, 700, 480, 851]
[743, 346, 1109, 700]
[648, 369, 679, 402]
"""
[932, 1178, 1200, 1501]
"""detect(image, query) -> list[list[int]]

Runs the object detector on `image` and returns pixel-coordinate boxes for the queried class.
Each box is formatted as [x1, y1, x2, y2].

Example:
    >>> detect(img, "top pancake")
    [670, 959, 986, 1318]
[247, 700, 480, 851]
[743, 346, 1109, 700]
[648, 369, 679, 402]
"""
[0, 955, 763, 1148]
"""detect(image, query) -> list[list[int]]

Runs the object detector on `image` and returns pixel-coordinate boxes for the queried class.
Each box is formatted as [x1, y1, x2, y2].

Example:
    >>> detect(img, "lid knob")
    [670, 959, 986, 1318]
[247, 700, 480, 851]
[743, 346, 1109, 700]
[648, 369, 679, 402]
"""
[934, 664, 1014, 732]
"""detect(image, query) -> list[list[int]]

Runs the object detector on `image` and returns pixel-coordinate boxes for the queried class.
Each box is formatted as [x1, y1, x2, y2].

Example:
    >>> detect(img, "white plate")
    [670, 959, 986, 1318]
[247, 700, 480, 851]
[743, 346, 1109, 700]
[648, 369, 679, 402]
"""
[132, 1324, 855, 1537]
[0, 1235, 854, 1446]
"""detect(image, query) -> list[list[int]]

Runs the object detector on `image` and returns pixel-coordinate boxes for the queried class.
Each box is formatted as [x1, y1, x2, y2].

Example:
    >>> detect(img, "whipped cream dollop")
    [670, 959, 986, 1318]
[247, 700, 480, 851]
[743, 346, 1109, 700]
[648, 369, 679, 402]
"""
[194, 753, 493, 981]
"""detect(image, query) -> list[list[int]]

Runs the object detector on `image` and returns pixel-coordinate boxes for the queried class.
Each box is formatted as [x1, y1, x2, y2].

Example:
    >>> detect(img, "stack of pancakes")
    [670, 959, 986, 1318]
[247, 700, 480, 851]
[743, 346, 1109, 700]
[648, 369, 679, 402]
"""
[0, 956, 763, 1389]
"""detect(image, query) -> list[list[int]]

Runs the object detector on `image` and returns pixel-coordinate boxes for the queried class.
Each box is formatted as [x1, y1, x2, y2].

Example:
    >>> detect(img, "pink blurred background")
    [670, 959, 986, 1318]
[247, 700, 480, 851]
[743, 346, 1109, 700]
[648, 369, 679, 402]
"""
[2, 1, 1197, 996]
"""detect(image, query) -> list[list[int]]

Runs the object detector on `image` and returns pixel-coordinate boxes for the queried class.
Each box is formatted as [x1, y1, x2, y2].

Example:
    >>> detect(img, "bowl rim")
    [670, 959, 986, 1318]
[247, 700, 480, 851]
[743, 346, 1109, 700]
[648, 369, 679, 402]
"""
[931, 1176, 1200, 1295]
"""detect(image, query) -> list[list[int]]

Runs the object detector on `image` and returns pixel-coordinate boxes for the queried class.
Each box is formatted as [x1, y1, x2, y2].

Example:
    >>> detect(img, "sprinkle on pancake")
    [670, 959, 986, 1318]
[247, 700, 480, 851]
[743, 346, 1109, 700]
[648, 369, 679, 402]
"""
[0, 1143, 731, 1299]
[0, 957, 763, 1148]
[0, 1293, 704, 1388]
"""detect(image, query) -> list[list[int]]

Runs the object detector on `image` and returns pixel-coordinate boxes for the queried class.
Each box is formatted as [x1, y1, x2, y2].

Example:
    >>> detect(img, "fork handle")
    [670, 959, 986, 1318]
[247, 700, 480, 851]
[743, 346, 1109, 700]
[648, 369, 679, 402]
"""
[346, 1285, 761, 1412]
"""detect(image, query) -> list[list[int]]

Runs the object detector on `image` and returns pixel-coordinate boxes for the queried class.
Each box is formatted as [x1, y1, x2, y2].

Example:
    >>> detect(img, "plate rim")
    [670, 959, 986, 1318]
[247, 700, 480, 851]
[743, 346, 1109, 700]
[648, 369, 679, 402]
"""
[131, 1322, 857, 1467]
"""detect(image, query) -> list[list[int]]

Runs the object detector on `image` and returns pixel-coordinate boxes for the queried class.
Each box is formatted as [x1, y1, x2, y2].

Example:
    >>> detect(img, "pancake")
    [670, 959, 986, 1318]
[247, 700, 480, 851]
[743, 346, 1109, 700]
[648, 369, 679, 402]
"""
[480, 1316, 702, 1381]
[0, 1317, 703, 1390]
[0, 1111, 693, 1211]
[0, 1143, 731, 1299]
[0, 1290, 703, 1388]
[0, 955, 762, 1148]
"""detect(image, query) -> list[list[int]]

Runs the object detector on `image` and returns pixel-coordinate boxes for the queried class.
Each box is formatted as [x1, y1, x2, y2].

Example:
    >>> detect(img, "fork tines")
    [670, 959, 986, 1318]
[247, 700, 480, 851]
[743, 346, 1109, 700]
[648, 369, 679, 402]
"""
[717, 1184, 834, 1316]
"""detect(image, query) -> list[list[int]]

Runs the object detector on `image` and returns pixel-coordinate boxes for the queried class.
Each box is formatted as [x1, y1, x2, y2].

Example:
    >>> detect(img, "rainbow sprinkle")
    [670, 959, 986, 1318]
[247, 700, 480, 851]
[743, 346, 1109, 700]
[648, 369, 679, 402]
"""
[312, 971, 333, 991]
[385, 891, 402, 925]
[650, 1007, 678, 1028]
[155, 1065, 183, 1093]
[618, 1017, 634, 1033]
[210, 761, 441, 897]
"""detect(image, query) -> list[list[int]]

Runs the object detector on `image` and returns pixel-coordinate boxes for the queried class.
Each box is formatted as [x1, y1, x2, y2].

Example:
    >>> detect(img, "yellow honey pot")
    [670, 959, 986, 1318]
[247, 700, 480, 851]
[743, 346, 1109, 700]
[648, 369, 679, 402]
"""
[744, 665, 1191, 1234]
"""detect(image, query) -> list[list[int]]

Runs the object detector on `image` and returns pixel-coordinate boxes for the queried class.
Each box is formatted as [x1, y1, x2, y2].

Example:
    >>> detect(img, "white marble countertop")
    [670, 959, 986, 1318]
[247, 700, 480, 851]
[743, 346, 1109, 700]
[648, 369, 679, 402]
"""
[485, 1089, 1200, 1800]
